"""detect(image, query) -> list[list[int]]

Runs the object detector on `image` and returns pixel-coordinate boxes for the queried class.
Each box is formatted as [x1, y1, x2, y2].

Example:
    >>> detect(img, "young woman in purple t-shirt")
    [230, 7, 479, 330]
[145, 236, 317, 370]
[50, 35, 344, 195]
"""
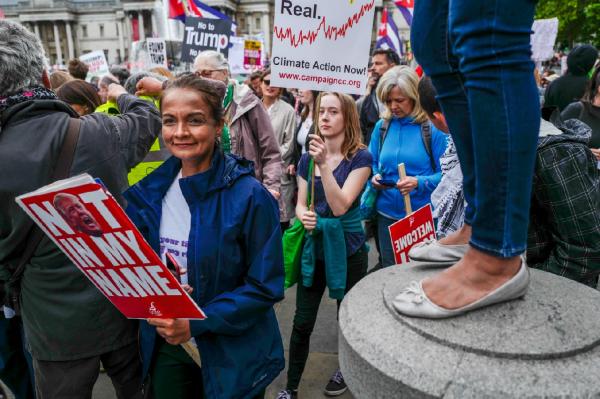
[277, 92, 372, 399]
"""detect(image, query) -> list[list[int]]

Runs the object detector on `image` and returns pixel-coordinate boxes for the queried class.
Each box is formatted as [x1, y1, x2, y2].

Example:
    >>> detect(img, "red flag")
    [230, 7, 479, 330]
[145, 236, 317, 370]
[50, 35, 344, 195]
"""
[0, 8, 5, 19]
[377, 8, 388, 38]
[131, 16, 139, 42]
[169, 0, 186, 21]
[395, 0, 414, 7]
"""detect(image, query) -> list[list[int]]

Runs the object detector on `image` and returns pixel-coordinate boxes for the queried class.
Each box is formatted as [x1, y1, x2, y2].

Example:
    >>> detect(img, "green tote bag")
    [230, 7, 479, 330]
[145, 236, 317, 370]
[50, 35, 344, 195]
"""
[282, 159, 313, 289]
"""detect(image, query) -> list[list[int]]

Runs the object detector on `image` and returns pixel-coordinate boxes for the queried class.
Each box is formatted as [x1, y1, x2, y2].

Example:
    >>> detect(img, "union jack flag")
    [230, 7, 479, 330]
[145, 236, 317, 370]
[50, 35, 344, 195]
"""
[169, 0, 235, 32]
[376, 8, 403, 55]
[394, 0, 414, 26]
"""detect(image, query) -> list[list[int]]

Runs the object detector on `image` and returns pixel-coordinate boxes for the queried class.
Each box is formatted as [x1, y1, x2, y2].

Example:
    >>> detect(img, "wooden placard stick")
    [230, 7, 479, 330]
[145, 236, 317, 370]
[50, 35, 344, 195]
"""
[310, 160, 316, 212]
[181, 341, 201, 367]
[398, 163, 412, 215]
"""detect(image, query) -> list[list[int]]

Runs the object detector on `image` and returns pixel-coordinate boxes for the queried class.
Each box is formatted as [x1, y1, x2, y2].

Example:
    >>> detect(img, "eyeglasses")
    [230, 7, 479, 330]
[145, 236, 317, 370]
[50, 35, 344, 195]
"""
[262, 79, 271, 86]
[196, 69, 225, 78]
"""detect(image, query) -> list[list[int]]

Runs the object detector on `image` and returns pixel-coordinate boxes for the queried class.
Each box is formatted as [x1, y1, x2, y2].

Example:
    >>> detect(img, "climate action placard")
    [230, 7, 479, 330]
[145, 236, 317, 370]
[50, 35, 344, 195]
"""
[271, 0, 376, 95]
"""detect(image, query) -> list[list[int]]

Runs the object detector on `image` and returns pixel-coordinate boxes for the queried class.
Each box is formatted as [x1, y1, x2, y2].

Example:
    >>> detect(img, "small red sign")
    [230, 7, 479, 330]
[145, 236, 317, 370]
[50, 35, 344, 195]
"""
[388, 204, 435, 265]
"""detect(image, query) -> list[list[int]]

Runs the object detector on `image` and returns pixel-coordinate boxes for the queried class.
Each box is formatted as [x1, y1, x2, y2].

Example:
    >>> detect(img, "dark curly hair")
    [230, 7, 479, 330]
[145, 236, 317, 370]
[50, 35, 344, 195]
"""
[68, 58, 90, 80]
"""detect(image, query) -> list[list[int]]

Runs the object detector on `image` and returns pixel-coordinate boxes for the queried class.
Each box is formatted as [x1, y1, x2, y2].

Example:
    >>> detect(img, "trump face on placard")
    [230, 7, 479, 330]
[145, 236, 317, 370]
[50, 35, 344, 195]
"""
[53, 193, 104, 237]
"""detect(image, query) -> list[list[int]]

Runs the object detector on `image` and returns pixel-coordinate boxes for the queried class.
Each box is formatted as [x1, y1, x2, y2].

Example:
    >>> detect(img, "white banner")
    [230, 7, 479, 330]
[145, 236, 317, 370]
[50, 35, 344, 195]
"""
[271, 0, 376, 95]
[79, 50, 109, 80]
[229, 37, 246, 75]
[531, 18, 559, 62]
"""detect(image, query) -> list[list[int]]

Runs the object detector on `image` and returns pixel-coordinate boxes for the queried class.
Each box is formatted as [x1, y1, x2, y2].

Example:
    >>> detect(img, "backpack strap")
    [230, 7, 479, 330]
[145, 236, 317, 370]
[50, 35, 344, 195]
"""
[6, 118, 81, 311]
[420, 122, 437, 172]
[378, 119, 391, 154]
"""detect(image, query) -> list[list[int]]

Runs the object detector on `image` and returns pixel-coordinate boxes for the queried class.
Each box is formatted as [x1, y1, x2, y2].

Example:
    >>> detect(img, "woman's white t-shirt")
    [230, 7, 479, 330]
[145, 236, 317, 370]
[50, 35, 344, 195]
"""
[159, 171, 191, 284]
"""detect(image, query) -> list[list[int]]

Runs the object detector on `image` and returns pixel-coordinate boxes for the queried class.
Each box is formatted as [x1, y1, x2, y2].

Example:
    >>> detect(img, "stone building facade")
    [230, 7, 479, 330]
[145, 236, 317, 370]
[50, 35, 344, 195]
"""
[0, 0, 406, 67]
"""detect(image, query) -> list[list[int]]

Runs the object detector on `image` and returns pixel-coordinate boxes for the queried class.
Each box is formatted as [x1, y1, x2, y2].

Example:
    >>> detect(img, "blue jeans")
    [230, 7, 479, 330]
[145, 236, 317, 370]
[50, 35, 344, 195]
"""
[377, 214, 398, 268]
[411, 0, 540, 257]
[0, 315, 35, 399]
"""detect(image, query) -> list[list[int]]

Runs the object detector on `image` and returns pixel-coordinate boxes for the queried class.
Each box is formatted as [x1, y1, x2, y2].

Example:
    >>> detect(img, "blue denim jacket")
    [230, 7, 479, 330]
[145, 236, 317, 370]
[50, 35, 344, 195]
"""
[369, 117, 448, 220]
[124, 151, 285, 399]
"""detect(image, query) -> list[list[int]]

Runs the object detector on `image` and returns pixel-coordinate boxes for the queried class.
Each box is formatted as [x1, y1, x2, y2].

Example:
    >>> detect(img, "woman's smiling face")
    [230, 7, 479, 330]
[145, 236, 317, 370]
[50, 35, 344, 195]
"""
[161, 88, 222, 172]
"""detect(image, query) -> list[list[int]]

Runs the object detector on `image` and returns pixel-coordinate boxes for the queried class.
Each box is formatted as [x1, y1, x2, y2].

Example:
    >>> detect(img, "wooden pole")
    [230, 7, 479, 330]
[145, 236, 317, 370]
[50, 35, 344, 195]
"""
[398, 163, 412, 215]
[181, 341, 201, 367]
[310, 161, 316, 212]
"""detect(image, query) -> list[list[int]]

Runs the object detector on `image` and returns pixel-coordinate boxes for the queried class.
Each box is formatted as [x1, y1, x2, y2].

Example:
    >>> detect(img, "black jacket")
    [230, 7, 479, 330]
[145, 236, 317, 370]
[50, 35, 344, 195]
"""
[0, 94, 161, 360]
[544, 45, 598, 111]
[359, 90, 380, 145]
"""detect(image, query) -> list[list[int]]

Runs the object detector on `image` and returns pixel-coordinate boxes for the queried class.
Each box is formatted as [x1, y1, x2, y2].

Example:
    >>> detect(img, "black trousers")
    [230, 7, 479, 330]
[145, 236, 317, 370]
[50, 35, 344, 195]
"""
[33, 341, 142, 399]
[286, 247, 368, 390]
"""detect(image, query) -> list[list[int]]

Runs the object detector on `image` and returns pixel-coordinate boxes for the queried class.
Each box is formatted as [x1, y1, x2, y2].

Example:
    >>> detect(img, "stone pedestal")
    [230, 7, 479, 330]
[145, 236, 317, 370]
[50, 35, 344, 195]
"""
[338, 264, 600, 398]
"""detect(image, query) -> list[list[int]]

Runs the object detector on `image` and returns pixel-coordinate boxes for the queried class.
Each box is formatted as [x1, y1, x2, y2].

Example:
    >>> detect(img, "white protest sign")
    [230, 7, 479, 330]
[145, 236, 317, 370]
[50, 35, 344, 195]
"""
[129, 41, 147, 73]
[146, 38, 168, 69]
[271, 0, 376, 95]
[229, 36, 246, 75]
[531, 18, 559, 62]
[79, 50, 109, 80]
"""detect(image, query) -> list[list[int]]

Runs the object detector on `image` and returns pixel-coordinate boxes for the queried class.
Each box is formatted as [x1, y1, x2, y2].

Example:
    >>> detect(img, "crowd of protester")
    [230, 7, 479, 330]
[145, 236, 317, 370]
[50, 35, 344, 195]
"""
[0, 17, 599, 399]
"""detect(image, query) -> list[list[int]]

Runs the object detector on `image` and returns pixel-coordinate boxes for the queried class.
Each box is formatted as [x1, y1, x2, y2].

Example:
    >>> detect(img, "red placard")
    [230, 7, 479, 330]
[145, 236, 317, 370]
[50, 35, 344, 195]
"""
[388, 204, 436, 265]
[16, 175, 206, 320]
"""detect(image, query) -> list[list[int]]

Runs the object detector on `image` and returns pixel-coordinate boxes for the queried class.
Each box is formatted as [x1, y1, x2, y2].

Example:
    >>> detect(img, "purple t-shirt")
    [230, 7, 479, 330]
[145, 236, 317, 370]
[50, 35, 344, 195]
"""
[298, 148, 372, 256]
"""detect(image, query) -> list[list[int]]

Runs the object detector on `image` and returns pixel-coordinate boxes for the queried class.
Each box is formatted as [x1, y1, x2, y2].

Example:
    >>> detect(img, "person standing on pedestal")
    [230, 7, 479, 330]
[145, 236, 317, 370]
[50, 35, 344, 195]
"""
[393, 0, 540, 318]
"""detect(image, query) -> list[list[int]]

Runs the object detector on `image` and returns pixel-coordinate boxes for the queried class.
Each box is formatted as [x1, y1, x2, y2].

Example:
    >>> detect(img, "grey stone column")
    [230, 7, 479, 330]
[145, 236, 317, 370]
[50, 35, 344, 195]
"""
[125, 12, 133, 42]
[138, 10, 145, 41]
[33, 22, 40, 39]
[53, 22, 63, 65]
[261, 13, 270, 52]
[65, 21, 74, 60]
[150, 10, 157, 38]
[117, 18, 125, 62]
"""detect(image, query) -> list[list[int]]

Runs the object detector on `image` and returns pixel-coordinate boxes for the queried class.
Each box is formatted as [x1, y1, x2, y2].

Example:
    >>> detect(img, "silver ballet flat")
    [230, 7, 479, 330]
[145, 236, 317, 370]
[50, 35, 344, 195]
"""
[392, 259, 530, 319]
[408, 240, 469, 266]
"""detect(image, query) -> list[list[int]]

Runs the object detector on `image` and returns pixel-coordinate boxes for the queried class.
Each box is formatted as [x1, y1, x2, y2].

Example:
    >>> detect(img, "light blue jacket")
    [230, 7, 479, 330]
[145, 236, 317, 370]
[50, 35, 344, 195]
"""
[369, 117, 448, 220]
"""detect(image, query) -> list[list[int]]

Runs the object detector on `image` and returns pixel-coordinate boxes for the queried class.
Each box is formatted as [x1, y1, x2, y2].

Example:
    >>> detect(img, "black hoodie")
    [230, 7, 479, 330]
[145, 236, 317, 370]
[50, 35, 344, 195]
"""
[544, 45, 598, 111]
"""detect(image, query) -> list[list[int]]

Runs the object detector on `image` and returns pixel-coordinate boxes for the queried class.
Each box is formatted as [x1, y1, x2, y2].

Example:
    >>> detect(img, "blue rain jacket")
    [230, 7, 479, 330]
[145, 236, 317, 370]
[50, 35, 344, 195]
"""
[123, 150, 285, 399]
[369, 117, 448, 220]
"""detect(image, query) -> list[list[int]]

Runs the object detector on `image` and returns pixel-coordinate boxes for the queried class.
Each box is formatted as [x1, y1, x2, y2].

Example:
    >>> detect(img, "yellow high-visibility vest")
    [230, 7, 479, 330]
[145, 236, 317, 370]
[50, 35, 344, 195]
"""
[95, 97, 170, 185]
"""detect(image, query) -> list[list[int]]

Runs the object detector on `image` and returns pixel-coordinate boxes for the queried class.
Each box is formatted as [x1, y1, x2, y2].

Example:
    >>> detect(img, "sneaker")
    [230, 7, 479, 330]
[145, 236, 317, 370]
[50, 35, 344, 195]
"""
[324, 368, 347, 396]
[276, 389, 297, 399]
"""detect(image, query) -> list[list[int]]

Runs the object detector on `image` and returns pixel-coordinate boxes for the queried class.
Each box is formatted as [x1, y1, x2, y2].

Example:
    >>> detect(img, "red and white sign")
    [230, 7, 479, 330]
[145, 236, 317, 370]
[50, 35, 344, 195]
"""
[79, 50, 110, 81]
[388, 204, 435, 265]
[16, 174, 206, 320]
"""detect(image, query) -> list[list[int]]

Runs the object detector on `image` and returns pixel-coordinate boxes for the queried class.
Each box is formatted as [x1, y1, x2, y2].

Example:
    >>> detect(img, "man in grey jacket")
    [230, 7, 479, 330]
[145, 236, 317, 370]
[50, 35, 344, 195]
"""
[0, 20, 161, 398]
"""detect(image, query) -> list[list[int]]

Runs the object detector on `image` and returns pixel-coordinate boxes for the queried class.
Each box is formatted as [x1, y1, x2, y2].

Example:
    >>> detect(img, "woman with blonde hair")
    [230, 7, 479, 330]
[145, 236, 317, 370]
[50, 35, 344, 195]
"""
[369, 65, 447, 267]
[277, 92, 372, 399]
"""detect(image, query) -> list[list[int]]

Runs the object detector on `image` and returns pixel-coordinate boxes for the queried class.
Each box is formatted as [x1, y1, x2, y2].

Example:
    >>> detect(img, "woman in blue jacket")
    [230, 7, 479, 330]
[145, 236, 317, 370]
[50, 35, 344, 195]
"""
[370, 66, 448, 267]
[123, 74, 285, 399]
